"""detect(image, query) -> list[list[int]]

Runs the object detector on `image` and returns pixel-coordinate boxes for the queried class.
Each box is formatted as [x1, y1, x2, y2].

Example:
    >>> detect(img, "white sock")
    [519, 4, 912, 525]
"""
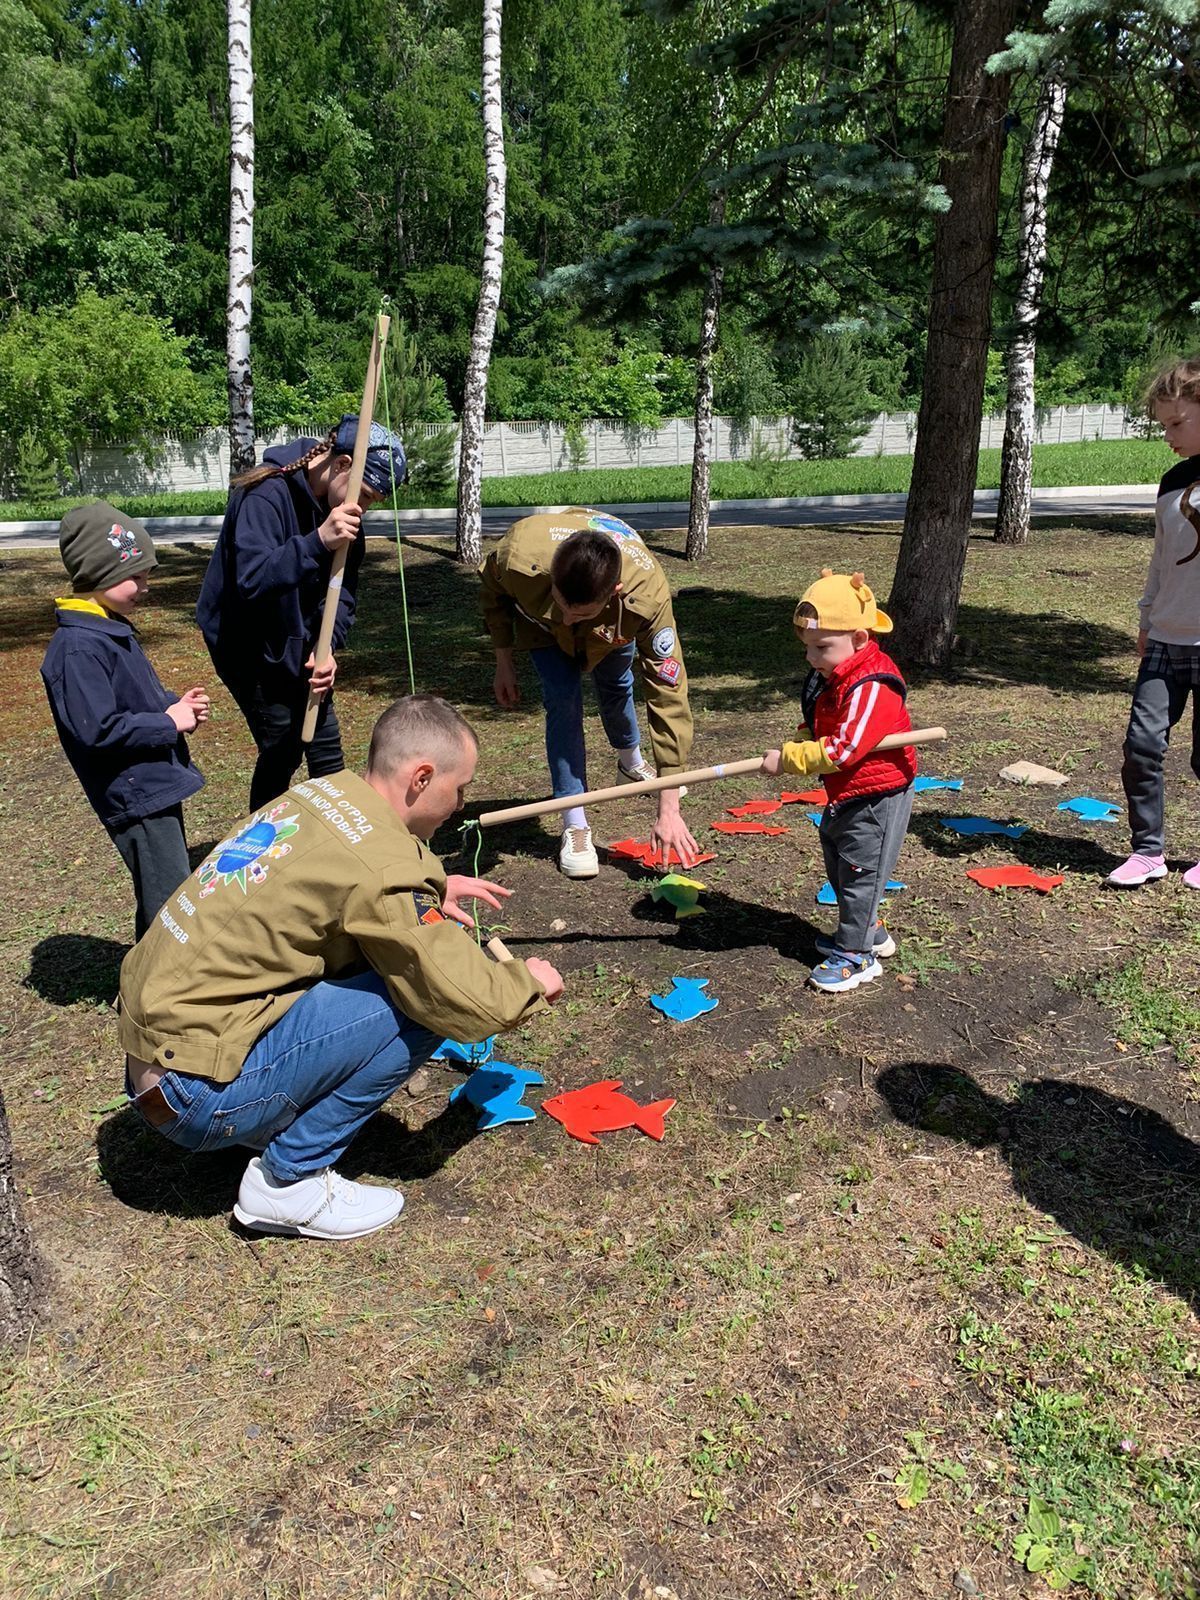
[618, 745, 643, 772]
[563, 806, 587, 831]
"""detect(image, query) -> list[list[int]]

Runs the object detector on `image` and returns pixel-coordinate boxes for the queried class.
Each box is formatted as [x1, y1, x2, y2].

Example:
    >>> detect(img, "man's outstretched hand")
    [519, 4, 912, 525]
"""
[442, 875, 514, 929]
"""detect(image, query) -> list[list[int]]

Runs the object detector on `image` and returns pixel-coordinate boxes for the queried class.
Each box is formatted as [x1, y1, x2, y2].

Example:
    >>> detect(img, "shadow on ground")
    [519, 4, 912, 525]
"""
[877, 1062, 1200, 1313]
[341, 540, 1140, 716]
[96, 1099, 481, 1223]
[25, 934, 129, 1006]
[907, 814, 1129, 877]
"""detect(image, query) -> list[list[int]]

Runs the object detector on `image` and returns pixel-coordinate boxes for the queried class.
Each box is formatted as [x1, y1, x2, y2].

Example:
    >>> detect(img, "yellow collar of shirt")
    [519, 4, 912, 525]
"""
[55, 596, 111, 617]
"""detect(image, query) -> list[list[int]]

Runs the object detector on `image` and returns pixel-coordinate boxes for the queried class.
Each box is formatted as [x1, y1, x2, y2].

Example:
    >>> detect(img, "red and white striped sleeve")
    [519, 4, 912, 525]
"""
[822, 681, 906, 768]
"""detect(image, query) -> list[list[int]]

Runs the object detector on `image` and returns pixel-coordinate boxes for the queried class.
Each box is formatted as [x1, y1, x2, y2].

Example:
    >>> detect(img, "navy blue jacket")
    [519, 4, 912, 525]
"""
[195, 440, 363, 683]
[40, 609, 205, 829]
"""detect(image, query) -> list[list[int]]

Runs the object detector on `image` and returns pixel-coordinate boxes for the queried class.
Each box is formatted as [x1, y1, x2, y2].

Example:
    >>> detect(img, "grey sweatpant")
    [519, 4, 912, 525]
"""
[819, 785, 914, 955]
[1121, 646, 1200, 856]
[107, 804, 190, 942]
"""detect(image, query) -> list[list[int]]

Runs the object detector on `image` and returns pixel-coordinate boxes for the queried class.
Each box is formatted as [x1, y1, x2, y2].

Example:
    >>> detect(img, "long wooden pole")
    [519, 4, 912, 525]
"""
[300, 313, 391, 743]
[476, 727, 947, 827]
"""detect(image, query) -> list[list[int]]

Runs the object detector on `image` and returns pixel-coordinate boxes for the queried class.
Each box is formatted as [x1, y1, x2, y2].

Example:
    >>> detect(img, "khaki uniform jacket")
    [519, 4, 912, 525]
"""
[478, 509, 694, 775]
[118, 771, 547, 1084]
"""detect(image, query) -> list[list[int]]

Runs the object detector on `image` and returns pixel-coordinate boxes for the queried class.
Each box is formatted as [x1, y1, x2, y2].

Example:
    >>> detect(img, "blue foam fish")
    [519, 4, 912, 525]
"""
[650, 976, 719, 1022]
[817, 878, 905, 906]
[432, 1035, 495, 1066]
[805, 811, 824, 828]
[1056, 796, 1121, 823]
[913, 775, 963, 793]
[940, 816, 1029, 839]
[448, 1063, 545, 1130]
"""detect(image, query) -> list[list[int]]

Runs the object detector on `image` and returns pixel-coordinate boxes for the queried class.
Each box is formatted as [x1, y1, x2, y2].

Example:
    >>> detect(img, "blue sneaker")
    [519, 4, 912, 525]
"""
[815, 922, 896, 960]
[809, 950, 882, 993]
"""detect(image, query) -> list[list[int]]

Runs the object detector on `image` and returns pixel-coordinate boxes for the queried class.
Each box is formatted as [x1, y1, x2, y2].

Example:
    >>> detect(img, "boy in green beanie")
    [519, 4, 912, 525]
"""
[40, 502, 210, 938]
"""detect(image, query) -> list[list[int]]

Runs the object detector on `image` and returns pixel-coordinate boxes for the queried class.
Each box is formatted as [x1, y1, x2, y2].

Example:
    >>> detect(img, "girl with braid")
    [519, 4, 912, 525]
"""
[197, 417, 406, 811]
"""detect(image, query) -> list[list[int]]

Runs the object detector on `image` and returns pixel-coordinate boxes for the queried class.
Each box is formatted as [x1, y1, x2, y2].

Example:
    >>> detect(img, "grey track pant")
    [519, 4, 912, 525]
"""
[1121, 652, 1200, 856]
[819, 785, 914, 956]
[107, 804, 190, 942]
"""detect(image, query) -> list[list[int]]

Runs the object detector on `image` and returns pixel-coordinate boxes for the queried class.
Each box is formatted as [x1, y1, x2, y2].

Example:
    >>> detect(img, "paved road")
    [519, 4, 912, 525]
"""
[0, 486, 1157, 548]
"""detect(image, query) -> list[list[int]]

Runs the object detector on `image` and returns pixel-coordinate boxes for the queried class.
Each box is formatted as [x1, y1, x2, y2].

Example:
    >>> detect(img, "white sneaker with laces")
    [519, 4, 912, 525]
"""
[616, 757, 688, 798]
[559, 825, 599, 878]
[233, 1157, 404, 1240]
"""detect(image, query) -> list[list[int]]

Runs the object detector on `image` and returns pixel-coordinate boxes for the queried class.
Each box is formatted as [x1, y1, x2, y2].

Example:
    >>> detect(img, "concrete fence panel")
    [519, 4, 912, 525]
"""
[71, 405, 1138, 497]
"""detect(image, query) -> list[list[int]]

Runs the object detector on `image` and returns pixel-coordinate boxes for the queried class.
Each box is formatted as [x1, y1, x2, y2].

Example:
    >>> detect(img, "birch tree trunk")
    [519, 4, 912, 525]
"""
[226, 0, 255, 477]
[686, 186, 727, 563]
[888, 0, 1018, 665]
[456, 0, 507, 566]
[0, 1086, 46, 1347]
[995, 67, 1068, 547]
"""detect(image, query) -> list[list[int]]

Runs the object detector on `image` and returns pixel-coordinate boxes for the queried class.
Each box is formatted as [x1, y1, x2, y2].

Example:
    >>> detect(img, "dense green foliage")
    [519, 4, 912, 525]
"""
[1, 0, 1197, 489]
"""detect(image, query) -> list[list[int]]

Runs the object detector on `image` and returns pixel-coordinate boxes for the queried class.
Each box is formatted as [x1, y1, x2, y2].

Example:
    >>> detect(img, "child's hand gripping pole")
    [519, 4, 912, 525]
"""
[473, 728, 947, 828]
[300, 313, 391, 745]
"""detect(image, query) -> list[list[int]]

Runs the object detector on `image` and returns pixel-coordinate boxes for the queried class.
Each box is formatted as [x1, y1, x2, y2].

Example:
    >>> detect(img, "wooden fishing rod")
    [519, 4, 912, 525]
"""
[475, 727, 948, 827]
[301, 312, 391, 743]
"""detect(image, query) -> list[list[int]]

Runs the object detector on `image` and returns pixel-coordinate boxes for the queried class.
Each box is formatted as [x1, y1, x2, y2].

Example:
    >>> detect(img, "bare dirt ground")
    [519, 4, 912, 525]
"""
[0, 519, 1197, 1600]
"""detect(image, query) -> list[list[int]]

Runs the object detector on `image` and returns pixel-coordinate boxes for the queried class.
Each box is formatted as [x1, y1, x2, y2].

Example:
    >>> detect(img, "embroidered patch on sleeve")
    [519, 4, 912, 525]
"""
[652, 626, 675, 657]
[412, 891, 446, 925]
[656, 657, 682, 685]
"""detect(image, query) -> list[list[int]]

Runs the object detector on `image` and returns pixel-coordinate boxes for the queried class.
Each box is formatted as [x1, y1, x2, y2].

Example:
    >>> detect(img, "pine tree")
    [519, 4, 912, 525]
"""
[549, 0, 949, 563]
[11, 430, 60, 502]
[383, 320, 458, 497]
[788, 338, 874, 460]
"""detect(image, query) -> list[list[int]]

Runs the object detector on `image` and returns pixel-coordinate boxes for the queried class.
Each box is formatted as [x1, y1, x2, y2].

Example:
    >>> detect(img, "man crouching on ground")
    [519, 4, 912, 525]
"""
[118, 694, 563, 1240]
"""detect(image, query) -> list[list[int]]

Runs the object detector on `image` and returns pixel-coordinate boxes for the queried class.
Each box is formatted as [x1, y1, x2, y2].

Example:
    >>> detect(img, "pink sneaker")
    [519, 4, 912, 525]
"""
[1184, 863, 1200, 891]
[1106, 852, 1167, 888]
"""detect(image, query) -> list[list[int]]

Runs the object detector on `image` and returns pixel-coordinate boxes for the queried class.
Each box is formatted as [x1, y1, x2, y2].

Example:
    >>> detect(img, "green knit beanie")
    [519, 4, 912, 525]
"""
[58, 502, 157, 595]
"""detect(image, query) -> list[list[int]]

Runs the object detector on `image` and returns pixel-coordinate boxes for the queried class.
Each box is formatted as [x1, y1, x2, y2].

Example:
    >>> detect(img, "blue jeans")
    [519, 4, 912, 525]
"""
[530, 643, 640, 797]
[129, 972, 438, 1183]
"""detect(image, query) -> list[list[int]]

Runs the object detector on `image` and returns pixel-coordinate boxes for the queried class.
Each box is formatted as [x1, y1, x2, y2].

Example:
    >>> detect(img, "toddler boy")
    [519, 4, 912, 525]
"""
[762, 570, 915, 992]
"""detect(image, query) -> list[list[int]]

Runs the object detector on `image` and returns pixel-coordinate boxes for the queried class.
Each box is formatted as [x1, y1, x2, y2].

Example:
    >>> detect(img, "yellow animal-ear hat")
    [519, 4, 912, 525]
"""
[793, 569, 893, 634]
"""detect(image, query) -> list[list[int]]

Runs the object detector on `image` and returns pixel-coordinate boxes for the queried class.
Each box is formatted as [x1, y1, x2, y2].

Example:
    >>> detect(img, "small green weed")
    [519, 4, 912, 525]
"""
[895, 936, 960, 984]
[1013, 1495, 1087, 1589]
[1001, 1384, 1200, 1593]
[1093, 938, 1200, 1062]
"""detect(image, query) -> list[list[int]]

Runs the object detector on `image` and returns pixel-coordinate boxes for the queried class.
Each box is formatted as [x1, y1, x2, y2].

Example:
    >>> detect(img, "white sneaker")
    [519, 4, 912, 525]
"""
[559, 826, 599, 879]
[233, 1157, 404, 1240]
[616, 757, 688, 798]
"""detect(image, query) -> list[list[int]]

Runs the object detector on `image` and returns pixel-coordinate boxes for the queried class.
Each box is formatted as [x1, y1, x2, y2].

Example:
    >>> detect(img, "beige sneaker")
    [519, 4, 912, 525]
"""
[616, 757, 687, 798]
[559, 826, 599, 878]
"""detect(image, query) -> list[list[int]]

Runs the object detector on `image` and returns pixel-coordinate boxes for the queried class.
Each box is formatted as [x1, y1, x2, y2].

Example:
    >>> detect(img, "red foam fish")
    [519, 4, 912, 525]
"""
[966, 864, 1064, 894]
[781, 789, 826, 805]
[711, 820, 790, 835]
[541, 1079, 676, 1145]
[727, 799, 783, 817]
[607, 837, 717, 869]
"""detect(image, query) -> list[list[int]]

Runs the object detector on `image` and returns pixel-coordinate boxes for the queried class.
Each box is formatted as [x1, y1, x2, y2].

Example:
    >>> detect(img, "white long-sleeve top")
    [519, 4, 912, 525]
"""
[1140, 455, 1200, 644]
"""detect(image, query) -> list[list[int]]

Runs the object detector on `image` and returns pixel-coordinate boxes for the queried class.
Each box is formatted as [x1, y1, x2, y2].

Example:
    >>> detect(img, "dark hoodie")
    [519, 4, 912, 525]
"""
[195, 439, 364, 684]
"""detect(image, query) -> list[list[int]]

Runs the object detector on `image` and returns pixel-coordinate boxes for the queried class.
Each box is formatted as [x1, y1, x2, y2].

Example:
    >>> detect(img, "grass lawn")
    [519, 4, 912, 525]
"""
[0, 436, 1172, 522]
[1, 512, 1198, 1599]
